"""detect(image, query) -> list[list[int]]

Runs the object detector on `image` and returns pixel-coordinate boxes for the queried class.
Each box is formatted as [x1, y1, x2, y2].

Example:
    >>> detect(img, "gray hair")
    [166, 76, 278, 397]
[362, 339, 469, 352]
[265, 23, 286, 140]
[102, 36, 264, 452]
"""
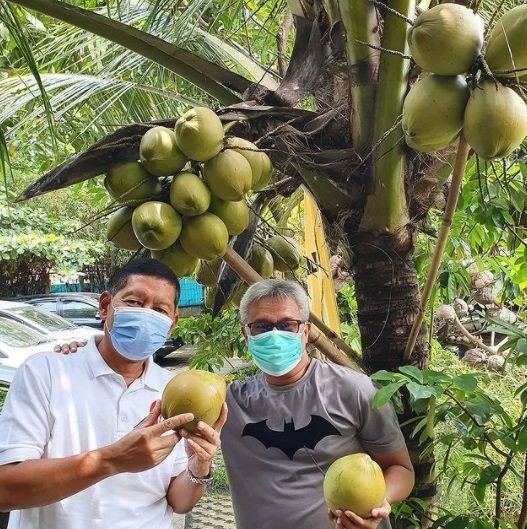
[239, 279, 310, 323]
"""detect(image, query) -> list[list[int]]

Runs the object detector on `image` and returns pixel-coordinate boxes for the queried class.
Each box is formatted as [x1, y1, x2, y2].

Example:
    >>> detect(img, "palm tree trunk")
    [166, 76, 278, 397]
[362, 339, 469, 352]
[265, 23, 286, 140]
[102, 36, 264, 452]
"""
[351, 228, 435, 524]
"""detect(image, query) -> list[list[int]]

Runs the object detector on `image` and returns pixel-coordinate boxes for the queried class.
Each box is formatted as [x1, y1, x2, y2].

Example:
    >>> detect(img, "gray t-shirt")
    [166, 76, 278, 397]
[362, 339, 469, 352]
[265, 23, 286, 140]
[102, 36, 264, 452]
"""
[221, 358, 404, 529]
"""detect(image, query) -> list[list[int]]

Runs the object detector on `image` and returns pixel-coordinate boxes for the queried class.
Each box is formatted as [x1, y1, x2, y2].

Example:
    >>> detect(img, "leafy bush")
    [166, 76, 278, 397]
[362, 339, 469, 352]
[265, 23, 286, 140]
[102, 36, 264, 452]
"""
[374, 335, 527, 529]
[174, 308, 250, 372]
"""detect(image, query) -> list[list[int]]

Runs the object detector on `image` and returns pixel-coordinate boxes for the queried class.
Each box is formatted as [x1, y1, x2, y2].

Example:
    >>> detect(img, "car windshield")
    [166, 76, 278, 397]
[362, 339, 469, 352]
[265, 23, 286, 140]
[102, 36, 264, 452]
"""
[0, 318, 50, 347]
[10, 306, 76, 332]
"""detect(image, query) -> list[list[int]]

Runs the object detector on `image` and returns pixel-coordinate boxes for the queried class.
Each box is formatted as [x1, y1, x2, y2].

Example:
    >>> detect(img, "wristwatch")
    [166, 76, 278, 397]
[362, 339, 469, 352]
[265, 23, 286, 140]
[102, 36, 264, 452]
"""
[186, 462, 216, 485]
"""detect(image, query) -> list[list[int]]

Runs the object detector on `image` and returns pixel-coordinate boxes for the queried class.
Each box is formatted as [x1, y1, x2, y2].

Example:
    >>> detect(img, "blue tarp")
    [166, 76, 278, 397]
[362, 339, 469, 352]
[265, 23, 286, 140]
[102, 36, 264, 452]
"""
[179, 278, 204, 307]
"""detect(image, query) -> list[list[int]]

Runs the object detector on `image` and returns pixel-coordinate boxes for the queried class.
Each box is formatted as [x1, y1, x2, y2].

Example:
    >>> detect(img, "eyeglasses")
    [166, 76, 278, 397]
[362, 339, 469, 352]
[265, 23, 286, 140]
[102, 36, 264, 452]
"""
[245, 319, 306, 335]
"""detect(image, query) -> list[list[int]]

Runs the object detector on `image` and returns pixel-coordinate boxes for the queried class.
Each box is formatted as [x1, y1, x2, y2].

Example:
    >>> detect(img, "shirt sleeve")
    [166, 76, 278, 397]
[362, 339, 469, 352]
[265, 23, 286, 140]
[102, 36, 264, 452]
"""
[0, 355, 53, 465]
[354, 375, 405, 454]
[170, 438, 188, 477]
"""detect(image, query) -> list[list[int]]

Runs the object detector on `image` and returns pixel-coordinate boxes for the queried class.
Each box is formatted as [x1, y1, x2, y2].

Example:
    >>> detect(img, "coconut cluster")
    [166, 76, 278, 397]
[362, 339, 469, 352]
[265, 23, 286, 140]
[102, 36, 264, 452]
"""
[105, 106, 274, 277]
[403, 3, 527, 160]
[198, 235, 303, 309]
[105, 106, 304, 288]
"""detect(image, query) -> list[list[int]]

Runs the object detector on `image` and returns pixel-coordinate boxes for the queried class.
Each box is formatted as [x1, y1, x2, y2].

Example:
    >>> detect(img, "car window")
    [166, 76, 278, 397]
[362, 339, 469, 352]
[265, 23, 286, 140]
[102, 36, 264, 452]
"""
[62, 300, 98, 319]
[33, 300, 58, 314]
[0, 318, 49, 347]
[10, 306, 77, 332]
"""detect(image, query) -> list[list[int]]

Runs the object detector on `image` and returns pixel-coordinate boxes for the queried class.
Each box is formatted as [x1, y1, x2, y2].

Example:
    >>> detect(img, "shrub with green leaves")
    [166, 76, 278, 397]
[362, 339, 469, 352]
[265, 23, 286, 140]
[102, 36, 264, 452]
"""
[174, 308, 249, 372]
[0, 196, 106, 295]
[373, 333, 527, 529]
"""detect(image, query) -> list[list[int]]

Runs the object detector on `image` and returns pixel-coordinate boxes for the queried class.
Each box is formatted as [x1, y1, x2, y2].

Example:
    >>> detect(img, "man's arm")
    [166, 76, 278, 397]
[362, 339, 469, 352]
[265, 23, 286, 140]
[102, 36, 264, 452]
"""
[166, 403, 228, 514]
[0, 410, 194, 511]
[372, 445, 415, 504]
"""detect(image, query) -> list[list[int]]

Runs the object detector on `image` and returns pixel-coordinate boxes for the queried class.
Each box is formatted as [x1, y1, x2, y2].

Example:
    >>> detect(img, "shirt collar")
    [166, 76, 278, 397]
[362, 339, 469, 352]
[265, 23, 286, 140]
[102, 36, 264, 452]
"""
[84, 336, 165, 391]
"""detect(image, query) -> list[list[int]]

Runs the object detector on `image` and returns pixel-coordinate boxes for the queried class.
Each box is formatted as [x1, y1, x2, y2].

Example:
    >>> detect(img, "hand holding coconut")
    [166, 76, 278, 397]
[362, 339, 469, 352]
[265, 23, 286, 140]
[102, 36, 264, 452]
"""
[161, 370, 228, 479]
[180, 402, 228, 479]
[105, 401, 195, 474]
[324, 453, 389, 529]
[333, 500, 391, 529]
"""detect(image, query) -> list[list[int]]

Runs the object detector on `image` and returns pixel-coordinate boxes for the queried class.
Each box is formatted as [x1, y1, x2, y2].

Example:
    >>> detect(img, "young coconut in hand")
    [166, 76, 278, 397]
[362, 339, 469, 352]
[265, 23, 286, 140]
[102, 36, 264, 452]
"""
[161, 370, 227, 432]
[323, 453, 387, 519]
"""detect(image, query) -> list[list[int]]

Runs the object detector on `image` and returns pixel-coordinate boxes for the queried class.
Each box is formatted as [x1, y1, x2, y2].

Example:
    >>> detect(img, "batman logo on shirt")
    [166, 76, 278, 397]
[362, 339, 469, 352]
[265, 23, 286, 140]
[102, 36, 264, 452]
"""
[241, 415, 341, 460]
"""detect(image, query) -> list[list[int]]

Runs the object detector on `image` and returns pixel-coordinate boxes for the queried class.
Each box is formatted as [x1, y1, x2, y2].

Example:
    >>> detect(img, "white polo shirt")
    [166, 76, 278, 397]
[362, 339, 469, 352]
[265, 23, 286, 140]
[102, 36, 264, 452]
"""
[0, 337, 187, 529]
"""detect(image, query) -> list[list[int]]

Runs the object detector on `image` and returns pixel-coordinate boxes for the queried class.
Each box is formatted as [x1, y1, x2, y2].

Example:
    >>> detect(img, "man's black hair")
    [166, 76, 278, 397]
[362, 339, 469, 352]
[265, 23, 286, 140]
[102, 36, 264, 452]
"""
[108, 258, 180, 306]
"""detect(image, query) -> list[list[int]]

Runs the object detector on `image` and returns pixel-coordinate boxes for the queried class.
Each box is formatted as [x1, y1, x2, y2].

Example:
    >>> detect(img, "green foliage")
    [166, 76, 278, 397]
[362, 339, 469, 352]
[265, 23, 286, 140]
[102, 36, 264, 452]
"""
[373, 331, 527, 529]
[336, 283, 362, 353]
[0, 385, 7, 411]
[416, 155, 527, 310]
[0, 195, 105, 276]
[174, 308, 249, 372]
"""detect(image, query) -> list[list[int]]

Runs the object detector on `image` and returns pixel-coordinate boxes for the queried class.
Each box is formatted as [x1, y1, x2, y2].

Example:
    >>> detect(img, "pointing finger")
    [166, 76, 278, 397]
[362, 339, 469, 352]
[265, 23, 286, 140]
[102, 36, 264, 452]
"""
[151, 413, 194, 435]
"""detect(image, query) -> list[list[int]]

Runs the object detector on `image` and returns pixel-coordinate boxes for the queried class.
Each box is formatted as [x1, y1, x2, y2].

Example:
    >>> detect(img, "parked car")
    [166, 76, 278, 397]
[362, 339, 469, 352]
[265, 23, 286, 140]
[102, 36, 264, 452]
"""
[7, 296, 183, 363]
[13, 293, 103, 329]
[0, 300, 101, 342]
[0, 317, 68, 369]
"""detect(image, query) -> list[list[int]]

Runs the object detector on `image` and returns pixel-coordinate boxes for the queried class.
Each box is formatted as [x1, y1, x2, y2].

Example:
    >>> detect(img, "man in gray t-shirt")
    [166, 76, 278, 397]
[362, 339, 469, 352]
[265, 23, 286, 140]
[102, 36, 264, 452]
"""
[221, 280, 415, 529]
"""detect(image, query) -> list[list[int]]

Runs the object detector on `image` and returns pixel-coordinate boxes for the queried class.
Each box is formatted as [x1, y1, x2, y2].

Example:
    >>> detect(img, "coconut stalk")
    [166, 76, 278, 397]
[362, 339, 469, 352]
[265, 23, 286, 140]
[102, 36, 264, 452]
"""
[8, 0, 246, 105]
[222, 247, 364, 371]
[404, 136, 471, 360]
[360, 0, 413, 232]
[338, 0, 380, 148]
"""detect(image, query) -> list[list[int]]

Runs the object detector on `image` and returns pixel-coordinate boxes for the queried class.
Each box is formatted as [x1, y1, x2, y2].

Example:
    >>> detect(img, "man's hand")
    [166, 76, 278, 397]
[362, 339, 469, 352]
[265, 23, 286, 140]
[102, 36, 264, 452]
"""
[331, 499, 391, 529]
[180, 402, 228, 478]
[53, 340, 87, 354]
[101, 401, 194, 474]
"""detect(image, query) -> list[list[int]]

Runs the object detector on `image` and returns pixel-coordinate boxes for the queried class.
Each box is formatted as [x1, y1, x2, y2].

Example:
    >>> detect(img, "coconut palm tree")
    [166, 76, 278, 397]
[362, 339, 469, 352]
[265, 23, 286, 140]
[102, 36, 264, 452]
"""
[1, 0, 525, 521]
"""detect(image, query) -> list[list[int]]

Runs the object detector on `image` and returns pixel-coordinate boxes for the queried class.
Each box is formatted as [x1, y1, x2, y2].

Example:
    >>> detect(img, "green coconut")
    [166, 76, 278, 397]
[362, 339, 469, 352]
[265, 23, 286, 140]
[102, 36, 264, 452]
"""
[248, 243, 274, 278]
[106, 207, 141, 251]
[266, 235, 302, 272]
[180, 213, 229, 260]
[161, 370, 226, 432]
[151, 241, 199, 277]
[131, 201, 182, 250]
[139, 126, 187, 176]
[203, 149, 253, 201]
[208, 197, 250, 236]
[485, 5, 527, 79]
[204, 286, 217, 309]
[104, 162, 161, 204]
[253, 154, 273, 191]
[174, 107, 224, 162]
[169, 171, 211, 216]
[402, 74, 469, 152]
[408, 4, 484, 75]
[226, 137, 266, 188]
[464, 80, 527, 160]
[196, 259, 222, 286]
[229, 283, 248, 308]
[323, 453, 386, 518]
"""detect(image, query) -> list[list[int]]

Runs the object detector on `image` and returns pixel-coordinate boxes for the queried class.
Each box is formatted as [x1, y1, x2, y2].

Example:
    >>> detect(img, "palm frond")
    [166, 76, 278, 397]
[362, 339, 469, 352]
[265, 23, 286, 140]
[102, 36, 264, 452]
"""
[0, 73, 200, 140]
[0, 3, 57, 154]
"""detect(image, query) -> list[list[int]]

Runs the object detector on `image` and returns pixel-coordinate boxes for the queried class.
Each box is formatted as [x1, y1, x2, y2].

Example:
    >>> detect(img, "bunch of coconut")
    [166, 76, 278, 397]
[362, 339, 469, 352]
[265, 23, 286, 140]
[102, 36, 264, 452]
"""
[104, 106, 274, 278]
[402, 3, 527, 160]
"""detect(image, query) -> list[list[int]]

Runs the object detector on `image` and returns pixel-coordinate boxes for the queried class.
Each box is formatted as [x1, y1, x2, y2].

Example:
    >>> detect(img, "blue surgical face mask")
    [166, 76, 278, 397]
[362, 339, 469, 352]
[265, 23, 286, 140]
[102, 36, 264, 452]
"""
[108, 305, 173, 361]
[248, 330, 303, 376]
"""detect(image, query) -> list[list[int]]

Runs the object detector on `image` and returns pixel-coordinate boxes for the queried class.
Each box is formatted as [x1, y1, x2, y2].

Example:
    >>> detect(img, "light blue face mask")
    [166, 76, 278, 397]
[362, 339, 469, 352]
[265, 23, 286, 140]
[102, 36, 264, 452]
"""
[248, 330, 303, 376]
[109, 305, 173, 361]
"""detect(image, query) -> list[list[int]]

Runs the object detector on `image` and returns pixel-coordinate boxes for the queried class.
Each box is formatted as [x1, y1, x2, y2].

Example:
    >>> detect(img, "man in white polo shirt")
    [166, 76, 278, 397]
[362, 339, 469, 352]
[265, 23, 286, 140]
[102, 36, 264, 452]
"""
[0, 258, 226, 529]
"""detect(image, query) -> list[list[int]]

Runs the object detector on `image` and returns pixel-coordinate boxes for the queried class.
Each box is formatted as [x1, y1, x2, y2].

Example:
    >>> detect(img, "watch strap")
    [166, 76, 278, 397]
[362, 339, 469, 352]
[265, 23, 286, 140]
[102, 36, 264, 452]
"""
[186, 463, 215, 485]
